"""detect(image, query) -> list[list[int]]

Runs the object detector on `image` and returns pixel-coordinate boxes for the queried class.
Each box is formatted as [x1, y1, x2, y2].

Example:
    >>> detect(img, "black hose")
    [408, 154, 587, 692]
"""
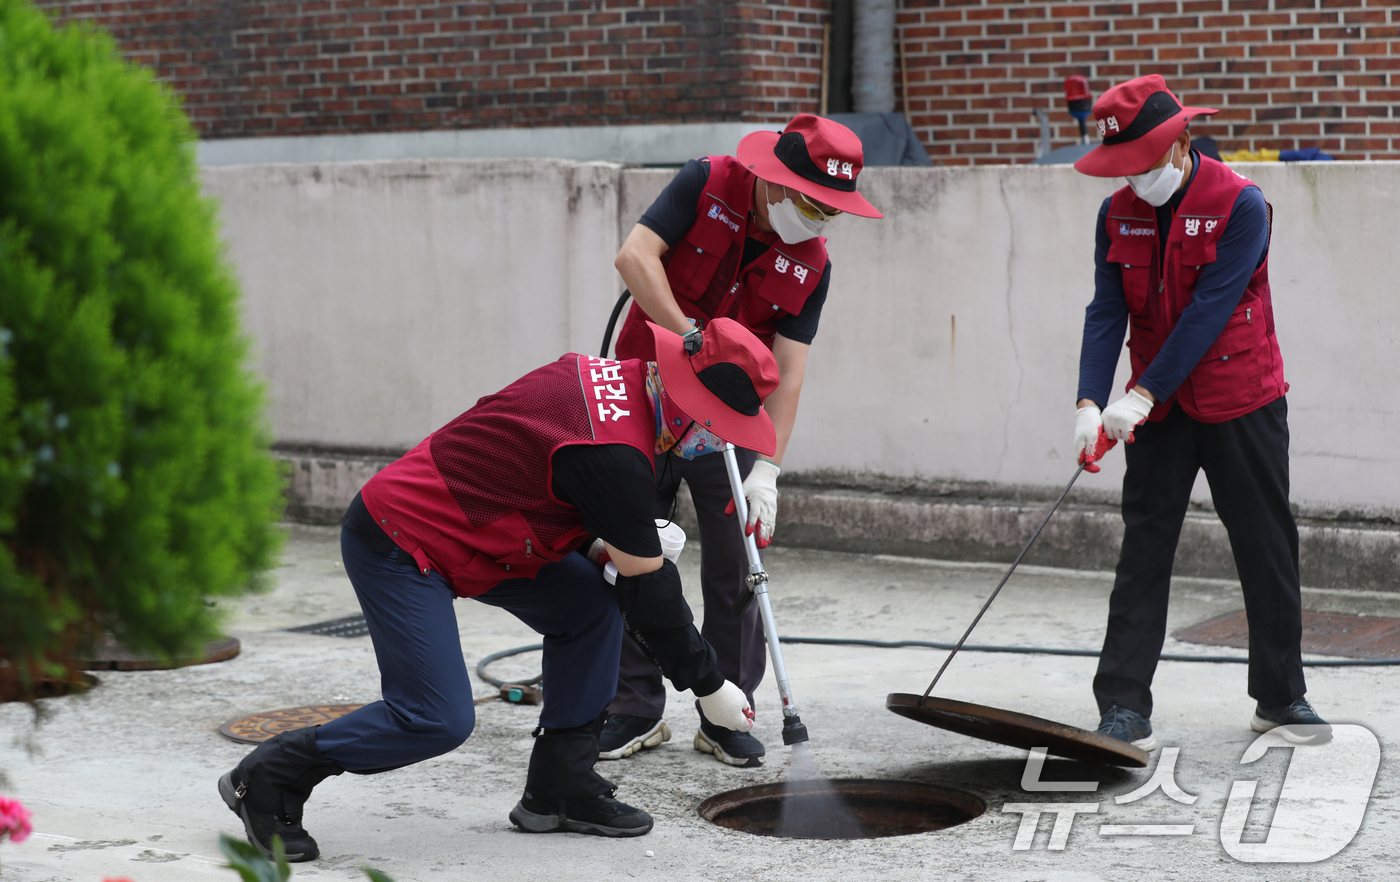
[599, 290, 632, 358]
[776, 636, 1400, 667]
[476, 643, 543, 688]
[474, 636, 1400, 689]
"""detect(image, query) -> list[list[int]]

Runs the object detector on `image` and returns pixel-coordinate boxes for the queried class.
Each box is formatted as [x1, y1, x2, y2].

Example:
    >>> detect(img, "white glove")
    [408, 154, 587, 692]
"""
[1101, 389, 1154, 442]
[1074, 405, 1102, 463]
[696, 680, 754, 731]
[736, 459, 781, 548]
[584, 537, 610, 566]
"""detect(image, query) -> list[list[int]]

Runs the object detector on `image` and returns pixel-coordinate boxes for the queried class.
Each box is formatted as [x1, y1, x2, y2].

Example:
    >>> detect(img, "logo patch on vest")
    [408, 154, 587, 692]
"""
[706, 203, 740, 233]
[585, 357, 632, 422]
[1120, 223, 1154, 236]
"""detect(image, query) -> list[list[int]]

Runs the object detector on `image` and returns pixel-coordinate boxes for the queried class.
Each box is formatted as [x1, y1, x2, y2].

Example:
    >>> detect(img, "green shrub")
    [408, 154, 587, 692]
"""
[0, 0, 285, 701]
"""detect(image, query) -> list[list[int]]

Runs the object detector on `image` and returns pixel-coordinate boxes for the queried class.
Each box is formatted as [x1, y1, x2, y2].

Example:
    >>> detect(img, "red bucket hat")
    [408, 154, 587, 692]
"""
[650, 318, 780, 456]
[737, 114, 883, 218]
[1073, 75, 1217, 177]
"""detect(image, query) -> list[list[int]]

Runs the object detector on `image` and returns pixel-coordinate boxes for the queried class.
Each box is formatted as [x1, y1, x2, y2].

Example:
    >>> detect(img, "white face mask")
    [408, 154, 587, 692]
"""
[1125, 143, 1183, 207]
[764, 183, 827, 244]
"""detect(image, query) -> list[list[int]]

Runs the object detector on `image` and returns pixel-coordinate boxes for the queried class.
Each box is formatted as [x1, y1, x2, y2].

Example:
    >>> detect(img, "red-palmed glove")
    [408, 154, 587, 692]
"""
[584, 537, 611, 569]
[1074, 405, 1117, 473]
[723, 460, 780, 549]
[1101, 389, 1154, 443]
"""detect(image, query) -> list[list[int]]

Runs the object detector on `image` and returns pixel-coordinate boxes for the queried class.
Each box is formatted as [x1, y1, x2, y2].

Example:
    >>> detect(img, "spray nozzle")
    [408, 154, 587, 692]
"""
[781, 715, 809, 745]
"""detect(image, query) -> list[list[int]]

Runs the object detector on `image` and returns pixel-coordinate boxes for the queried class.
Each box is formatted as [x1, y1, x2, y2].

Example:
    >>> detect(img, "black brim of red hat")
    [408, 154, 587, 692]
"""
[737, 130, 884, 217]
[650, 323, 777, 456]
[1074, 107, 1218, 177]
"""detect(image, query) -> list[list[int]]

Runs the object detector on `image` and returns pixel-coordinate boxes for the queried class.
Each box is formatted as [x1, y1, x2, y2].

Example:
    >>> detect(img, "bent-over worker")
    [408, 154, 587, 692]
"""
[219, 318, 779, 859]
[602, 113, 883, 767]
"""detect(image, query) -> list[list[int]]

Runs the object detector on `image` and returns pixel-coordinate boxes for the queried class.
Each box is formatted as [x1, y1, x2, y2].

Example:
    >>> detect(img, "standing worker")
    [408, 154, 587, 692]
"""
[219, 319, 778, 859]
[1071, 75, 1329, 750]
[601, 114, 883, 767]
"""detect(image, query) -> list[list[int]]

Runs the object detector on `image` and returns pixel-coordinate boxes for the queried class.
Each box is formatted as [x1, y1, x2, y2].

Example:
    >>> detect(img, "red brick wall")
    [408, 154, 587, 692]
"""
[35, 0, 1400, 161]
[899, 0, 1400, 163]
[36, 0, 824, 136]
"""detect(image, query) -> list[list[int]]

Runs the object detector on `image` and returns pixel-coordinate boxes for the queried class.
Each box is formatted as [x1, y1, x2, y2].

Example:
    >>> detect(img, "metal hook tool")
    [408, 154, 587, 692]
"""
[919, 463, 1087, 705]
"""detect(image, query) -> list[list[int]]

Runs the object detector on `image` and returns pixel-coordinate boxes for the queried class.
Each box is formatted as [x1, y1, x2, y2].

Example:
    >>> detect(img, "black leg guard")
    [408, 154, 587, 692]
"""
[522, 712, 614, 807]
[218, 726, 344, 861]
[509, 712, 653, 837]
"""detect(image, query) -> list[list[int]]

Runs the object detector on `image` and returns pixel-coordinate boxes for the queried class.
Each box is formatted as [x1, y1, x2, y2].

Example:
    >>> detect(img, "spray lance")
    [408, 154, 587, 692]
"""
[721, 443, 809, 745]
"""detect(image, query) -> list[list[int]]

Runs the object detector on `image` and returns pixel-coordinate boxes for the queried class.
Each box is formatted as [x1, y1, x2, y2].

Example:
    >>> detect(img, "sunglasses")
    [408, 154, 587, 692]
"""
[786, 187, 843, 222]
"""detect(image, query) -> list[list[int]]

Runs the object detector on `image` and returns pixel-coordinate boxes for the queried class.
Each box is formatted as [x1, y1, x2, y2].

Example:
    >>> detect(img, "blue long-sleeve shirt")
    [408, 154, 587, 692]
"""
[1077, 151, 1270, 407]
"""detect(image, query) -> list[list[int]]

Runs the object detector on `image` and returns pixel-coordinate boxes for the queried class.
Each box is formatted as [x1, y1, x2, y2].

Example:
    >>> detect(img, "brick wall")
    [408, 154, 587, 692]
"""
[35, 0, 1400, 161]
[899, 0, 1400, 162]
[36, 0, 824, 136]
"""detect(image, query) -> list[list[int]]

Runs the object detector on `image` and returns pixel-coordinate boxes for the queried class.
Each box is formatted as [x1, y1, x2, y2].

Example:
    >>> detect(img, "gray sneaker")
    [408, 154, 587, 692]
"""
[1250, 697, 1332, 744]
[597, 714, 671, 760]
[1095, 705, 1158, 751]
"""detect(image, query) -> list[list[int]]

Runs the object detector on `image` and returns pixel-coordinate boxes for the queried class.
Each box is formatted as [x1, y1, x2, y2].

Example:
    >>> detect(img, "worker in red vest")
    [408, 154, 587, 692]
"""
[600, 114, 883, 767]
[1072, 75, 1329, 750]
[219, 319, 779, 859]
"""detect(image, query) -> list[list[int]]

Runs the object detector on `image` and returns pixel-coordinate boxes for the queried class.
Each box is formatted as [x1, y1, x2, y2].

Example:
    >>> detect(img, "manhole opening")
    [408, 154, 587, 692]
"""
[698, 779, 984, 840]
[286, 614, 370, 638]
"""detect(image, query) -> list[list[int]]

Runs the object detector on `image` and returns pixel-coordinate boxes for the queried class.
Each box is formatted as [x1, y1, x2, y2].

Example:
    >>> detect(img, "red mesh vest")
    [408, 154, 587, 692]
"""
[614, 154, 829, 361]
[360, 355, 655, 597]
[1106, 155, 1287, 424]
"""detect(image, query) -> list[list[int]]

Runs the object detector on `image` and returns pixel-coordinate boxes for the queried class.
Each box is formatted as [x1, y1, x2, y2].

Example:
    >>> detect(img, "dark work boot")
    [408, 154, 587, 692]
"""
[508, 713, 654, 837]
[218, 726, 344, 861]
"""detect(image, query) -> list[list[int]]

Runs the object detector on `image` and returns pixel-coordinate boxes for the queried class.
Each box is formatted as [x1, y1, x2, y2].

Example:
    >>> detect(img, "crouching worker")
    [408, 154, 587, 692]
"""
[218, 318, 779, 859]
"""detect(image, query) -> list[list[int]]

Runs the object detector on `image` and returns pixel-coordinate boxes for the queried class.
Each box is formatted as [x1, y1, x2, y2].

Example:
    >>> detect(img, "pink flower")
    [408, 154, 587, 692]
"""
[0, 796, 32, 844]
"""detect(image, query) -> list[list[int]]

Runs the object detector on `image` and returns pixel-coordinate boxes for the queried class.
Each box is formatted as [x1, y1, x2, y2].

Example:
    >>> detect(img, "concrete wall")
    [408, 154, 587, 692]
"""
[205, 158, 1400, 587]
[207, 159, 1400, 516]
[205, 159, 623, 451]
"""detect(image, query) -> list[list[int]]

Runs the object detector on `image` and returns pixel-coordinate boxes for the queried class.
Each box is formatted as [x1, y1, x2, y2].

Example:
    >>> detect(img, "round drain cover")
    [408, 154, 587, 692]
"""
[78, 636, 241, 671]
[219, 704, 366, 744]
[699, 778, 984, 839]
[2, 672, 100, 703]
[887, 693, 1149, 768]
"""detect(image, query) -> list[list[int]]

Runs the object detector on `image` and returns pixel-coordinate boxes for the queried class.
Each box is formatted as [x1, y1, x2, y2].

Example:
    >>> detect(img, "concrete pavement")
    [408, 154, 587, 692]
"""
[2, 524, 1396, 881]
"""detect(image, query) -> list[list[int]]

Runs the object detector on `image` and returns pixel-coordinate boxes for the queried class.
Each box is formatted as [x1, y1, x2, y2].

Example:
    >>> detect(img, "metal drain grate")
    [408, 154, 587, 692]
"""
[1174, 610, 1400, 659]
[286, 614, 370, 638]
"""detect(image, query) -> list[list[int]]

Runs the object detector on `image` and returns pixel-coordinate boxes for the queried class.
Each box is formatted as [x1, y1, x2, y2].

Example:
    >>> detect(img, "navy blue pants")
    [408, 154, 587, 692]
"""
[1094, 397, 1306, 718]
[611, 448, 767, 720]
[315, 526, 623, 774]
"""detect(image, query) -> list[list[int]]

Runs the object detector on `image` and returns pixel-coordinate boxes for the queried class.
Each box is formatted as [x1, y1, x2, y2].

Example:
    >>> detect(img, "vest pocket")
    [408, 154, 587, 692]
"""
[668, 224, 731, 301]
[1175, 235, 1217, 307]
[1189, 311, 1266, 417]
[1109, 235, 1155, 315]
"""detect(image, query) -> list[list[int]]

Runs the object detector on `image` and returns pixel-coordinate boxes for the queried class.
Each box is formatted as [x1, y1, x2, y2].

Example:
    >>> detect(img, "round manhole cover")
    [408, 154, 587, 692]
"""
[1, 672, 100, 703]
[887, 693, 1149, 768]
[698, 779, 984, 840]
[78, 636, 241, 671]
[219, 704, 366, 744]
